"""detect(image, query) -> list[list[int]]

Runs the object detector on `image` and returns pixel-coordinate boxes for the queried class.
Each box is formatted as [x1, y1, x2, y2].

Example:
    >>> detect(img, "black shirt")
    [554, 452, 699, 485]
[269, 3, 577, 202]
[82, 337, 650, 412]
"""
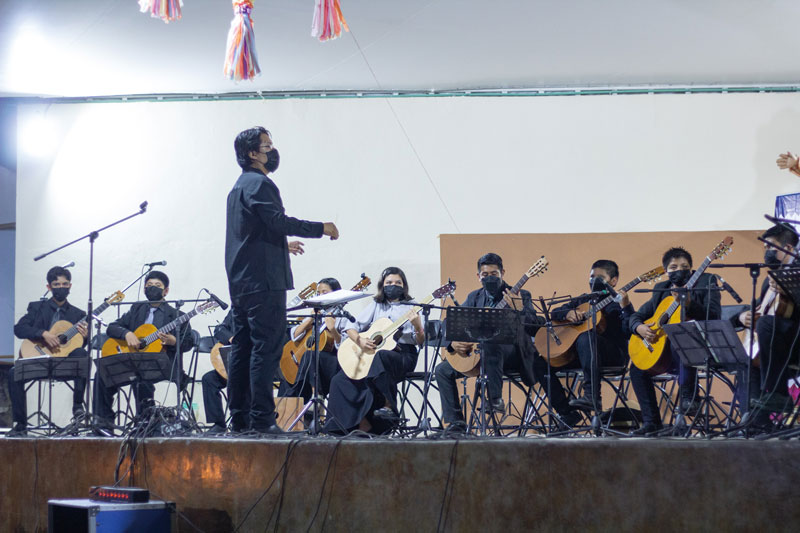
[107, 301, 194, 357]
[213, 311, 235, 344]
[630, 273, 721, 332]
[460, 282, 543, 338]
[225, 168, 324, 297]
[14, 299, 86, 341]
[551, 292, 635, 352]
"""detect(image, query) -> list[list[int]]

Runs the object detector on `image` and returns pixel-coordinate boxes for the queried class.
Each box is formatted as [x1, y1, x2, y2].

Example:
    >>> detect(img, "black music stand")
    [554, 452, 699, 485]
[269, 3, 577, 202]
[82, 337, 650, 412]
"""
[664, 320, 749, 436]
[445, 306, 518, 436]
[14, 356, 90, 435]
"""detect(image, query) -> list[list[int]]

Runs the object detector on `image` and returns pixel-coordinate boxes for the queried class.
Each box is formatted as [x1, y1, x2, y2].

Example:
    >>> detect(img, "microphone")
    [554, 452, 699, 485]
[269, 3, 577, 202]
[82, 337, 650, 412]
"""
[203, 288, 229, 310]
[145, 260, 167, 267]
[716, 275, 743, 304]
[337, 308, 356, 322]
[139, 201, 148, 212]
[61, 261, 75, 269]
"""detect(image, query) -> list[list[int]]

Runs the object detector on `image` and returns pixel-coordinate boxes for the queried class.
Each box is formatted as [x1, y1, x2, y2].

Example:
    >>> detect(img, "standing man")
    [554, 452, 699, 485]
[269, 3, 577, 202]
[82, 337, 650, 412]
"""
[225, 126, 339, 435]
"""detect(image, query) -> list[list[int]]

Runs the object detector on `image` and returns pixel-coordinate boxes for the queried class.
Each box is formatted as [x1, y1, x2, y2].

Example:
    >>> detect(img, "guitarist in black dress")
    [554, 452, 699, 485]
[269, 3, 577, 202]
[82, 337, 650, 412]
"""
[94, 271, 194, 431]
[435, 253, 579, 432]
[7, 266, 88, 437]
[628, 247, 720, 435]
[551, 260, 634, 413]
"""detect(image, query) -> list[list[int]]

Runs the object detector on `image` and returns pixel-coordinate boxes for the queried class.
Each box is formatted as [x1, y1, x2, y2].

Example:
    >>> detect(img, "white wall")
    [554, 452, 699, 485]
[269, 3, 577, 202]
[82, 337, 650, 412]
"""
[14, 92, 800, 424]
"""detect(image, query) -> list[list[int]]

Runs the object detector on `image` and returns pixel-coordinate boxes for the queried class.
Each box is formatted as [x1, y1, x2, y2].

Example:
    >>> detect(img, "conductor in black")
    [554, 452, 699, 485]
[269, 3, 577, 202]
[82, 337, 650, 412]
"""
[225, 126, 339, 435]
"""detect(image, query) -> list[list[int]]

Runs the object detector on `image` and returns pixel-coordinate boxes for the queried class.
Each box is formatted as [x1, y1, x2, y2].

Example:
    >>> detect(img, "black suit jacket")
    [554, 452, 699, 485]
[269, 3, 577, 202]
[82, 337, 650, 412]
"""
[630, 273, 721, 332]
[461, 284, 543, 337]
[225, 168, 324, 297]
[14, 299, 86, 341]
[107, 301, 194, 357]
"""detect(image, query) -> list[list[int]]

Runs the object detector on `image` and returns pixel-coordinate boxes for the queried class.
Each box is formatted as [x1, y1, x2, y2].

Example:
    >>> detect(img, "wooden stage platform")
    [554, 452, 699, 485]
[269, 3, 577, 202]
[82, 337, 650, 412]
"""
[1, 435, 799, 532]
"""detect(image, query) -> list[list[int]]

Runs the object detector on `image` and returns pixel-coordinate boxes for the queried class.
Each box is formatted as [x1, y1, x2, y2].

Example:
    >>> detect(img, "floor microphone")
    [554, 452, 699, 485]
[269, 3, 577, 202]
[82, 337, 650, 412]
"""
[203, 288, 229, 310]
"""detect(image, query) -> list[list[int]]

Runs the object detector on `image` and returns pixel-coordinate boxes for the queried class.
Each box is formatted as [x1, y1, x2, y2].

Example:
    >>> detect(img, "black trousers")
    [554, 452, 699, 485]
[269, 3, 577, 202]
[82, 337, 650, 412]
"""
[563, 332, 628, 398]
[285, 349, 339, 402]
[756, 315, 800, 396]
[228, 289, 286, 431]
[629, 348, 698, 426]
[94, 379, 155, 422]
[201, 370, 228, 427]
[435, 343, 573, 424]
[8, 348, 88, 427]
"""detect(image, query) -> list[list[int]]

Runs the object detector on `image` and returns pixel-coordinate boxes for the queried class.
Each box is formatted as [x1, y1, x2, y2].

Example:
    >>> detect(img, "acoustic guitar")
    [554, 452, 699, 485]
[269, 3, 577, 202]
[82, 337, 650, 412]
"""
[533, 266, 665, 367]
[280, 275, 372, 385]
[287, 282, 318, 309]
[442, 256, 549, 376]
[19, 291, 125, 358]
[629, 237, 733, 375]
[741, 285, 794, 367]
[101, 300, 218, 357]
[337, 281, 457, 380]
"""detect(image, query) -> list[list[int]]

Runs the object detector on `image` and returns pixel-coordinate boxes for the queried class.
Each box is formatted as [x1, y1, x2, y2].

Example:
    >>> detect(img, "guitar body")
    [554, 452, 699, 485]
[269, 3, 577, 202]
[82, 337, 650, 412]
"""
[337, 317, 398, 380]
[629, 296, 681, 375]
[280, 329, 333, 385]
[210, 342, 229, 380]
[19, 320, 85, 358]
[442, 343, 481, 377]
[101, 324, 164, 357]
[533, 304, 606, 367]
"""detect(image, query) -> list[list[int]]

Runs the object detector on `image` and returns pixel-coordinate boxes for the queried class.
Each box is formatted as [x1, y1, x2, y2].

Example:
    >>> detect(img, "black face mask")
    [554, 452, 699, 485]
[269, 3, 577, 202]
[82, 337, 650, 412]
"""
[764, 249, 782, 270]
[668, 269, 692, 287]
[589, 277, 607, 292]
[51, 287, 70, 302]
[145, 286, 164, 302]
[265, 148, 280, 173]
[481, 275, 504, 295]
[383, 284, 404, 301]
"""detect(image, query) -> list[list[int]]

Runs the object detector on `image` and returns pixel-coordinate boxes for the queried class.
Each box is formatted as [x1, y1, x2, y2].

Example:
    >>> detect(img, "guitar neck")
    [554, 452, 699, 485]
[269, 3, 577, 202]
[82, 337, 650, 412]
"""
[380, 295, 434, 337]
[594, 276, 644, 311]
[60, 299, 115, 343]
[664, 255, 714, 317]
[496, 273, 530, 310]
[142, 307, 199, 346]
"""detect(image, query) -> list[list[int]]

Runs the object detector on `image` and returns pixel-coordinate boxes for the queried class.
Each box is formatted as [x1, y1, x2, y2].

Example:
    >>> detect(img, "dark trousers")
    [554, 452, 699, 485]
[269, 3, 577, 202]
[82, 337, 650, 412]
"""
[285, 349, 339, 402]
[629, 348, 698, 426]
[435, 343, 572, 424]
[8, 348, 88, 428]
[566, 332, 628, 399]
[201, 370, 228, 427]
[228, 290, 286, 431]
[94, 379, 155, 422]
[756, 315, 800, 396]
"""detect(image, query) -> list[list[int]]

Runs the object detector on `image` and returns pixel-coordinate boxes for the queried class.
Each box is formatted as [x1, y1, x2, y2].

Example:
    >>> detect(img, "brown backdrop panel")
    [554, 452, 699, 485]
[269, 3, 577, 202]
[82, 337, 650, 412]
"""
[440, 230, 766, 309]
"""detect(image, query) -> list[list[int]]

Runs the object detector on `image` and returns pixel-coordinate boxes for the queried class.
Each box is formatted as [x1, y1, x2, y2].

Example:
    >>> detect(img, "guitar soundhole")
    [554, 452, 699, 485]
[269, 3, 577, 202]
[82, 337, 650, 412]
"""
[58, 334, 67, 344]
[372, 334, 383, 346]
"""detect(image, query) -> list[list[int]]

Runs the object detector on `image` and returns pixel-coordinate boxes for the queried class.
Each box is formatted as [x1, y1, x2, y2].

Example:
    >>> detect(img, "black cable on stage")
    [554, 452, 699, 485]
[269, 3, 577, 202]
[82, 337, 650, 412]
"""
[33, 439, 40, 532]
[437, 440, 459, 533]
[233, 439, 300, 533]
[268, 439, 301, 533]
[306, 439, 343, 532]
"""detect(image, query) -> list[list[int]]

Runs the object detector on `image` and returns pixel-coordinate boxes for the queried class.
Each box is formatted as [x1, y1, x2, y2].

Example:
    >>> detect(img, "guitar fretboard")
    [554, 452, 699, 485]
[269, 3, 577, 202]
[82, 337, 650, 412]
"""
[594, 276, 644, 312]
[141, 306, 206, 347]
[662, 255, 714, 320]
[60, 299, 115, 342]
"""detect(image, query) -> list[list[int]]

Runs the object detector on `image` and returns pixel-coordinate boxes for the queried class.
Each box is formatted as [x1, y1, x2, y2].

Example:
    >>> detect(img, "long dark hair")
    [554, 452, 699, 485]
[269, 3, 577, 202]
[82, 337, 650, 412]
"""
[374, 266, 412, 304]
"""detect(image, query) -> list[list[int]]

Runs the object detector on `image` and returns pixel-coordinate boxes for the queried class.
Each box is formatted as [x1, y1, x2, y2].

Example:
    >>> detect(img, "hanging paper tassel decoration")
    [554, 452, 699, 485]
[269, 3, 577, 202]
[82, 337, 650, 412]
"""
[224, 0, 261, 81]
[138, 0, 183, 24]
[311, 0, 349, 42]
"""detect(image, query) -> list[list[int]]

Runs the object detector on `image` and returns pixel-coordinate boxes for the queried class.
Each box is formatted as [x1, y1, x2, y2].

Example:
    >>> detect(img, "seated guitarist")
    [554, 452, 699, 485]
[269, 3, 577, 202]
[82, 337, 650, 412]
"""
[7, 266, 88, 437]
[435, 253, 579, 432]
[552, 260, 634, 412]
[324, 267, 424, 434]
[201, 310, 234, 434]
[629, 247, 721, 435]
[733, 223, 800, 429]
[94, 271, 194, 430]
[284, 278, 344, 407]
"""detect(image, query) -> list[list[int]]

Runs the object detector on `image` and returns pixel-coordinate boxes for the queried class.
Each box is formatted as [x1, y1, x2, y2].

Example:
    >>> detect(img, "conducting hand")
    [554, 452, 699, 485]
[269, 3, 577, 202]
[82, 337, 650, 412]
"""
[323, 222, 339, 240]
[777, 152, 799, 171]
[288, 241, 305, 256]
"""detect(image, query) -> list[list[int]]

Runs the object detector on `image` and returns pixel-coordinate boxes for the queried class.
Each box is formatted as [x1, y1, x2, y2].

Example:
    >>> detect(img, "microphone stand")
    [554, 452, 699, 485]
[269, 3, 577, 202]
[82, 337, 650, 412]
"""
[534, 293, 575, 435]
[32, 201, 148, 434]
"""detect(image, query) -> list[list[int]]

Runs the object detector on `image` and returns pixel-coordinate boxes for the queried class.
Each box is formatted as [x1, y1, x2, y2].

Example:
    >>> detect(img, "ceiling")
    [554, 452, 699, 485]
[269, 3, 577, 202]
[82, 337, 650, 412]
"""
[0, 0, 799, 98]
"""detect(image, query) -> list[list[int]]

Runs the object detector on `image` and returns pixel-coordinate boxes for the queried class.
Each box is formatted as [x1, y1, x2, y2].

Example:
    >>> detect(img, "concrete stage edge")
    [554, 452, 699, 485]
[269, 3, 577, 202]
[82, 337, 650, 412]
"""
[1, 437, 798, 532]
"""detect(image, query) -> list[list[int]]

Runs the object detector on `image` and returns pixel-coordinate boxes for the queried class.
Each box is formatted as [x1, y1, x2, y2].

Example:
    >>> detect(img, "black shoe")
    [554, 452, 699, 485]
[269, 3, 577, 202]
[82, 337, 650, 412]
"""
[630, 422, 663, 436]
[487, 398, 505, 415]
[558, 410, 583, 429]
[679, 398, 701, 417]
[373, 406, 401, 422]
[72, 403, 86, 419]
[751, 393, 794, 413]
[205, 424, 227, 435]
[569, 395, 599, 412]
[254, 423, 286, 437]
[444, 420, 467, 436]
[6, 424, 27, 438]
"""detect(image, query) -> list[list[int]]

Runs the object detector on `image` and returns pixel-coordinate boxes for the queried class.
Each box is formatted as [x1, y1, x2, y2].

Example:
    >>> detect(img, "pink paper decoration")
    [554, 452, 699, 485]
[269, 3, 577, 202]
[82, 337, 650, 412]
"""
[223, 0, 261, 81]
[138, 0, 183, 24]
[311, 0, 349, 42]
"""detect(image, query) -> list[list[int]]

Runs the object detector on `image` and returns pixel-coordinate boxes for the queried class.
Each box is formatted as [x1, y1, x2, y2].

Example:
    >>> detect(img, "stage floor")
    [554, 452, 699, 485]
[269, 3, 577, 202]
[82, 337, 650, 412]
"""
[2, 434, 798, 532]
